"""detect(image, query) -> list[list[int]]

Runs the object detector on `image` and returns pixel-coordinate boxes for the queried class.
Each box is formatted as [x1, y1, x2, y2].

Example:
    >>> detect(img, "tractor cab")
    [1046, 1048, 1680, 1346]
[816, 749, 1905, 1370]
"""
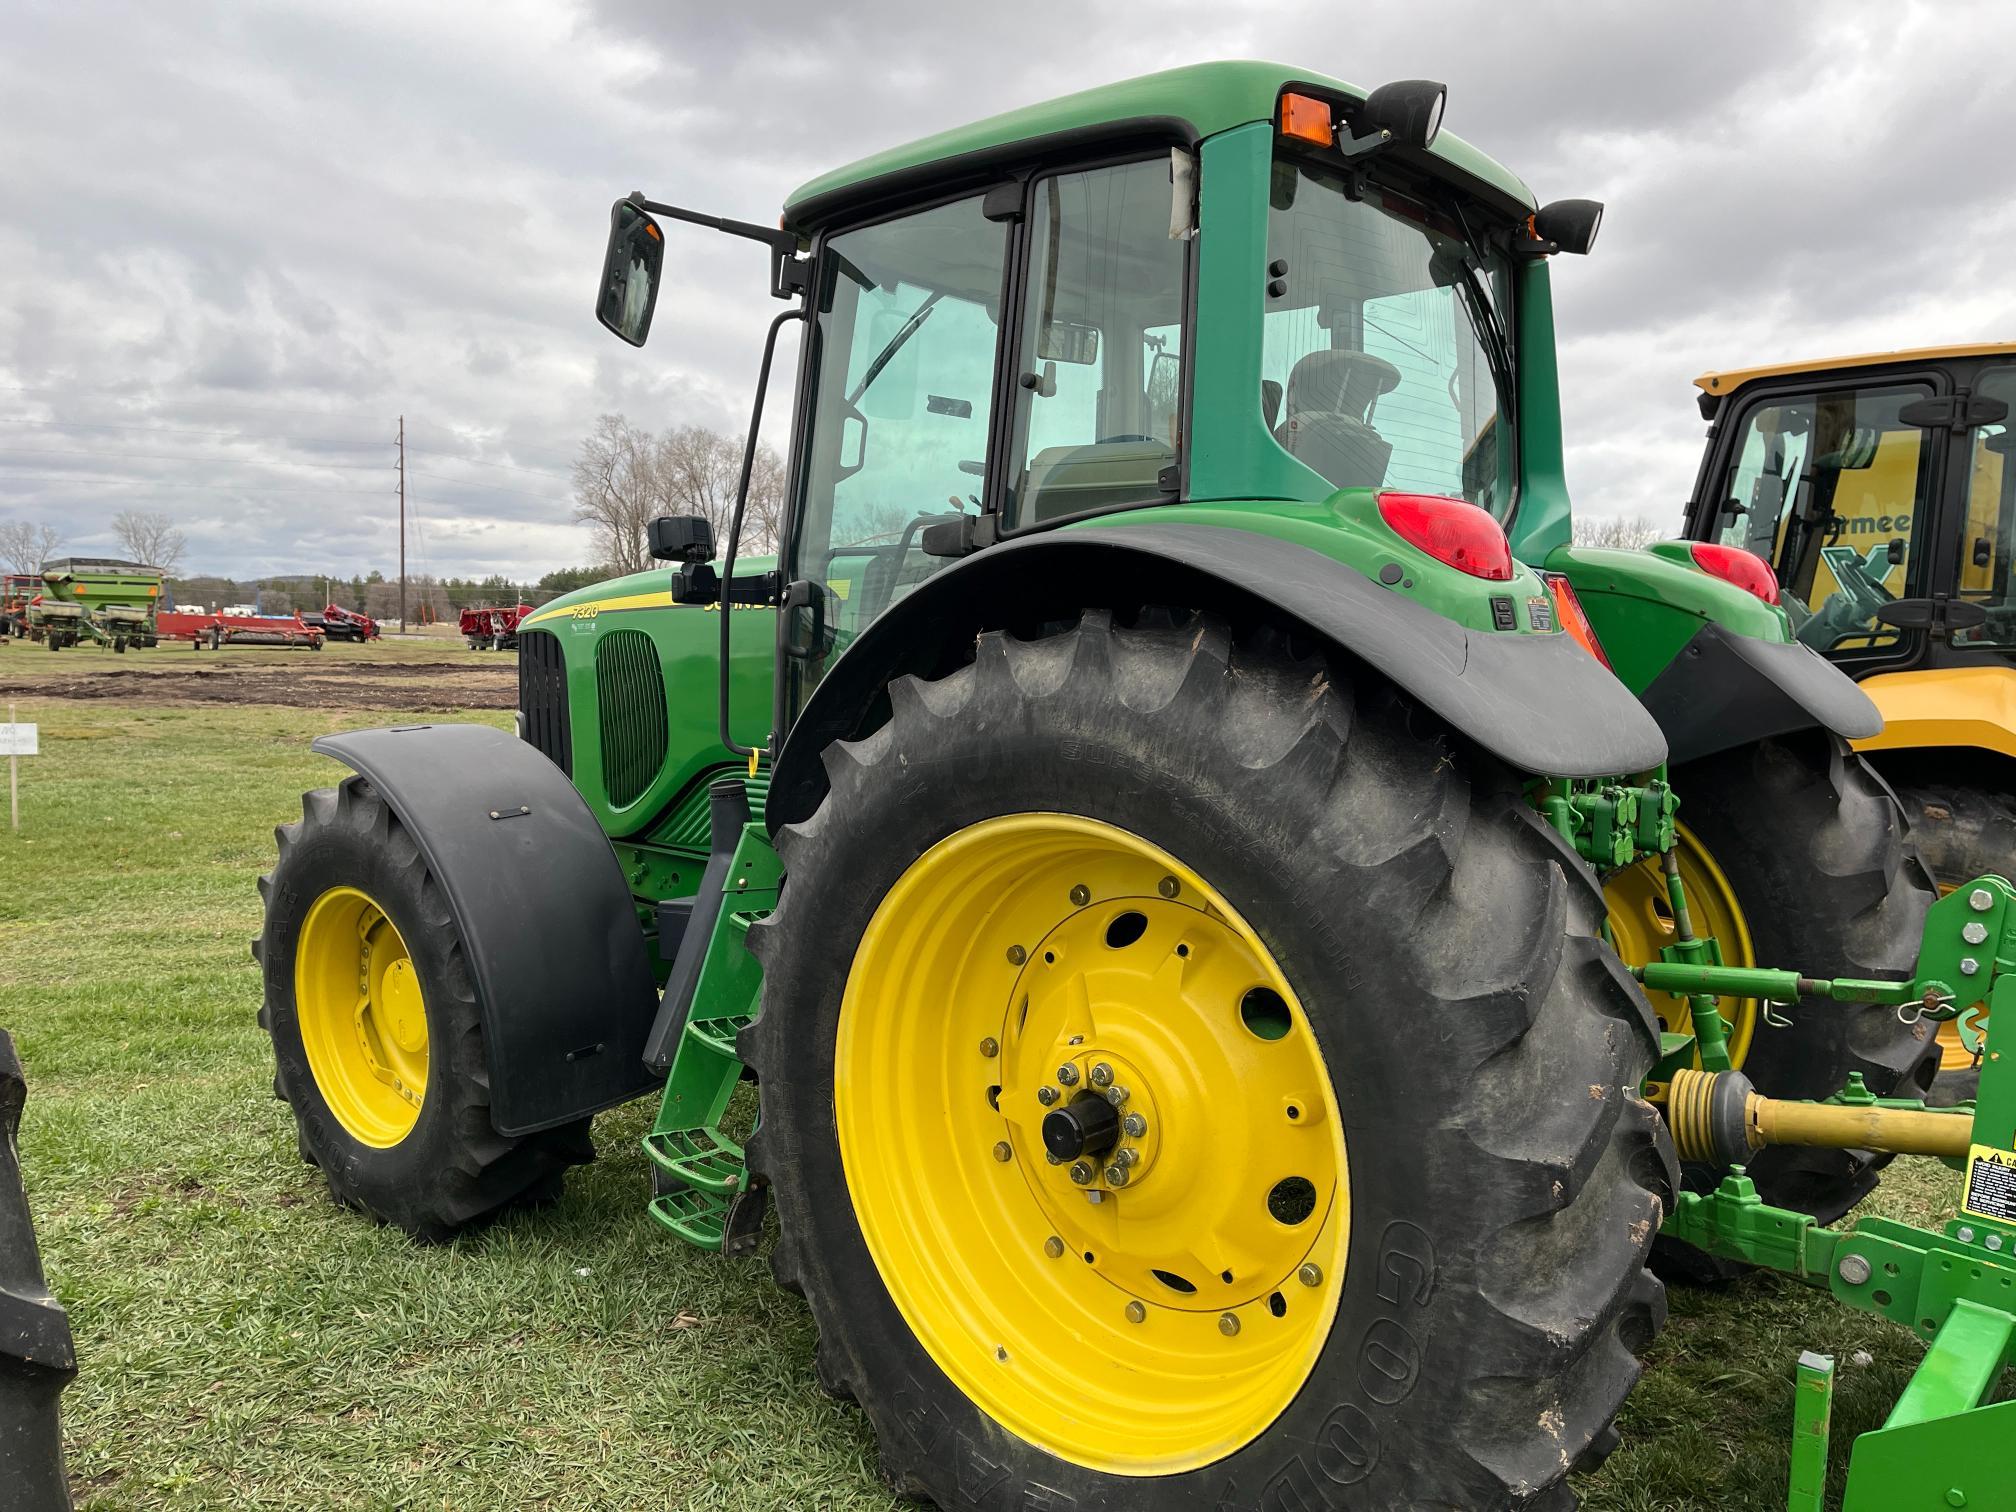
[1686, 346, 2016, 669]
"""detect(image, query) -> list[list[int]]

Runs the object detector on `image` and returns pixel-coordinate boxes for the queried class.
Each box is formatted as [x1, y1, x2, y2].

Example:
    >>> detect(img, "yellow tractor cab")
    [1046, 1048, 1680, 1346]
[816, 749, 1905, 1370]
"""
[1686, 344, 2016, 1094]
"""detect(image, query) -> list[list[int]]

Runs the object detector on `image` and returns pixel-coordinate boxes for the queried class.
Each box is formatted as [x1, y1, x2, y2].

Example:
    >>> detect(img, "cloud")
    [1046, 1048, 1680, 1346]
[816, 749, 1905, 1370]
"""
[1, 0, 2009, 577]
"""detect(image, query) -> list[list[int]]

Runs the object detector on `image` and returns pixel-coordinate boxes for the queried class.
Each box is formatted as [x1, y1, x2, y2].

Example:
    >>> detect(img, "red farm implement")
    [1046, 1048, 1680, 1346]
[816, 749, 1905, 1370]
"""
[459, 603, 532, 650]
[303, 604, 379, 642]
[157, 610, 324, 650]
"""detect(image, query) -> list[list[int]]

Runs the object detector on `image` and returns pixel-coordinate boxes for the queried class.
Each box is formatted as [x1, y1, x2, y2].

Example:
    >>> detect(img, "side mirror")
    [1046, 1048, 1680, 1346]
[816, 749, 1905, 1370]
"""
[597, 199, 666, 347]
[648, 515, 715, 563]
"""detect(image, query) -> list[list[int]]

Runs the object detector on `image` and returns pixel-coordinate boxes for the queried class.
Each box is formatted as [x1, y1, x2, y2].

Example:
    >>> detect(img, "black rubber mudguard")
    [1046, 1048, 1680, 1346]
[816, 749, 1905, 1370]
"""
[312, 725, 659, 1136]
[769, 522, 1669, 826]
[0, 1031, 76, 1511]
[1639, 621, 1883, 767]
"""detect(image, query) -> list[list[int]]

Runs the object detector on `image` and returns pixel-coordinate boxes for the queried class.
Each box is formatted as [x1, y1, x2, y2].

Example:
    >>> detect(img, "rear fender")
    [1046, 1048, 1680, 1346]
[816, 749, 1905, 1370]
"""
[311, 724, 659, 1135]
[768, 522, 1668, 828]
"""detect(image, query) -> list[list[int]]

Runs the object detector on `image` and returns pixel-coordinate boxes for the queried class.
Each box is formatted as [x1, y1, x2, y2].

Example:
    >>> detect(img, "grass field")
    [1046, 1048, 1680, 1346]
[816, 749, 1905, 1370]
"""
[0, 637, 1988, 1509]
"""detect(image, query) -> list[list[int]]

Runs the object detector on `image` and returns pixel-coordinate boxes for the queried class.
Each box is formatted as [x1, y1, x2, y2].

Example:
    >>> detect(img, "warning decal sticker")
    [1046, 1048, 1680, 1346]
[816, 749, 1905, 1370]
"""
[1962, 1144, 2016, 1226]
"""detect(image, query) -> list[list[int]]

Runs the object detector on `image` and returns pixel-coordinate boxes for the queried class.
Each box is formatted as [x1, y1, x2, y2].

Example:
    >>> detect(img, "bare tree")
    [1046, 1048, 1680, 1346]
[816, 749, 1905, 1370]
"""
[111, 509, 188, 573]
[573, 415, 786, 570]
[1573, 513, 1668, 551]
[0, 521, 61, 576]
[571, 414, 669, 575]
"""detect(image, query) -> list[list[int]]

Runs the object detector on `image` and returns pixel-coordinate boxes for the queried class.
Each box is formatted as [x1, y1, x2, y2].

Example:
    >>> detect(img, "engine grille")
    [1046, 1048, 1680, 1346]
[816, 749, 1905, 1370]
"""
[595, 629, 668, 810]
[517, 628, 572, 776]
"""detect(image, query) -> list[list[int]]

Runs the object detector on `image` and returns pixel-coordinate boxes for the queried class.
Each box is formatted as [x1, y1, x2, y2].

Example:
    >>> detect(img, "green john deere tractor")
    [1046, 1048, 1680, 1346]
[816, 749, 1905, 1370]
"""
[257, 63, 2014, 1510]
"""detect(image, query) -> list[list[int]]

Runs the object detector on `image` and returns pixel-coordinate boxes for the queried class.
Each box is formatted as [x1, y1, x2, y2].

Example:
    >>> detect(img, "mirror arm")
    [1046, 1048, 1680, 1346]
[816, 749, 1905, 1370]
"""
[718, 306, 809, 760]
[628, 193, 809, 300]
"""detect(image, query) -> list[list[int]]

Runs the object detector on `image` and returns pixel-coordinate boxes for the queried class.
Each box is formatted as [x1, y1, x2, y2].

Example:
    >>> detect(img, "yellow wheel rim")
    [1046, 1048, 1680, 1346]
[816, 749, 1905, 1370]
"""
[1604, 825, 1758, 1068]
[835, 814, 1349, 1476]
[294, 885, 428, 1146]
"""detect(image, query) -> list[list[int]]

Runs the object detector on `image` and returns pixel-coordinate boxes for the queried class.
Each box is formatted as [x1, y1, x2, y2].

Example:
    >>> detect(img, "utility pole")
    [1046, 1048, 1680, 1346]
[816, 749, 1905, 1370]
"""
[396, 414, 406, 632]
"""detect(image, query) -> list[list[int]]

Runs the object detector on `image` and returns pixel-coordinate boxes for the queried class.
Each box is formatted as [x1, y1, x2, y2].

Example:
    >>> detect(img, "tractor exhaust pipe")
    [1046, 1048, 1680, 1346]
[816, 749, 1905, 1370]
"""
[1666, 1067, 1972, 1167]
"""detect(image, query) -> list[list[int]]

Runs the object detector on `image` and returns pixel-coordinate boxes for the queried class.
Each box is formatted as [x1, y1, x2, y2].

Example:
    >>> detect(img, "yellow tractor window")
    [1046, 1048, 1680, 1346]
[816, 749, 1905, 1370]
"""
[1714, 383, 1936, 653]
[1957, 365, 2016, 649]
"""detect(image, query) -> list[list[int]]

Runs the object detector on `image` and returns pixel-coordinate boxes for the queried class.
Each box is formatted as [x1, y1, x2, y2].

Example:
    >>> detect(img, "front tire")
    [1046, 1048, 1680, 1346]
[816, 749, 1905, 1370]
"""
[743, 611, 1673, 1510]
[256, 777, 591, 1240]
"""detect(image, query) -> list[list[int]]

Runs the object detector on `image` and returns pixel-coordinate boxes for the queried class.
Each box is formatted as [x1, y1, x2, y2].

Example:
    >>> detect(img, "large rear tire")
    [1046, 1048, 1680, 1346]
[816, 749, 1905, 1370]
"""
[1636, 736, 1938, 1280]
[0, 1031, 76, 1511]
[743, 611, 1673, 1510]
[256, 777, 592, 1240]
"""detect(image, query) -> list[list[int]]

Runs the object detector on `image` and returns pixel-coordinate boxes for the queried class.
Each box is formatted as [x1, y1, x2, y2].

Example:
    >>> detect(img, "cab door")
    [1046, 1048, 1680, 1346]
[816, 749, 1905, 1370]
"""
[1694, 368, 1949, 672]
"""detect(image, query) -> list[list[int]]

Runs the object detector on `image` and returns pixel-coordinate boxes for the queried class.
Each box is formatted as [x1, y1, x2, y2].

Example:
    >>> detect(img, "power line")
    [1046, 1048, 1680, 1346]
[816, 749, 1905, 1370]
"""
[0, 446, 397, 470]
[0, 417, 385, 446]
[0, 472, 391, 493]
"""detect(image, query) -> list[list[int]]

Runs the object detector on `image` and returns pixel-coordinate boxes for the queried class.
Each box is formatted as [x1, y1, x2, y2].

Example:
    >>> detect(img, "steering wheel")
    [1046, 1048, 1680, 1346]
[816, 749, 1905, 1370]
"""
[1796, 550, 1897, 649]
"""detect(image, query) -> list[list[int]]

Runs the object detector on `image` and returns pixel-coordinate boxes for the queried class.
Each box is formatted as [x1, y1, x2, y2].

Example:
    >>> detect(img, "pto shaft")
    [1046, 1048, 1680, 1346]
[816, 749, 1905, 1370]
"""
[1666, 1067, 1972, 1167]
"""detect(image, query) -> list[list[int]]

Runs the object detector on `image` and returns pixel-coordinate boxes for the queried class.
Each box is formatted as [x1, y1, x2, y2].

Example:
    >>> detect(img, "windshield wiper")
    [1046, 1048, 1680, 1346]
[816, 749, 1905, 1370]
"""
[1446, 200, 1516, 419]
[849, 293, 942, 405]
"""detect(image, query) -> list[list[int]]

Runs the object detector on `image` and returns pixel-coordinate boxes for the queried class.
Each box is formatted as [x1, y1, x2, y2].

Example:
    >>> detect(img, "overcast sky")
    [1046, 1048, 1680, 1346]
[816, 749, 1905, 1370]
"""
[4, 1, 2012, 582]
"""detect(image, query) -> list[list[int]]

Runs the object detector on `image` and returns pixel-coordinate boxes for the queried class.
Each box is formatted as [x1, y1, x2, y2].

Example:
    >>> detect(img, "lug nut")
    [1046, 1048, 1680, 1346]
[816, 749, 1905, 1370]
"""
[1090, 1062, 1114, 1089]
[1158, 875, 1180, 898]
[1104, 1163, 1130, 1187]
[1037, 1085, 1061, 1107]
[1045, 1152, 1062, 1165]
[979, 1037, 1000, 1058]
[1006, 944, 1027, 965]
[1122, 1112, 1147, 1138]
[1298, 1263, 1323, 1288]
[1069, 1160, 1094, 1186]
[1057, 1064, 1080, 1087]
[1104, 1084, 1129, 1107]
[1125, 1301, 1147, 1324]
[1115, 1147, 1140, 1168]
[1218, 1313, 1241, 1337]
[1044, 1236, 1065, 1259]
[1971, 888, 1995, 912]
[1838, 1253, 1872, 1285]
[1964, 922, 1990, 946]
[993, 1141, 1013, 1163]
[1070, 884, 1091, 907]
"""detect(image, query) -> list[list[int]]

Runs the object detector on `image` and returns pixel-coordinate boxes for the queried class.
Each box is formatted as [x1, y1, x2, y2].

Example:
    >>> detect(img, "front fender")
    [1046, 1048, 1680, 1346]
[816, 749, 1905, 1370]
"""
[312, 724, 659, 1136]
[768, 523, 1667, 828]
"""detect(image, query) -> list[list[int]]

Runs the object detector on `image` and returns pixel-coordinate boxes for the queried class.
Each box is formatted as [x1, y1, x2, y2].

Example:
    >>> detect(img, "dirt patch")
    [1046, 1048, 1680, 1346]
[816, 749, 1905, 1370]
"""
[0, 658, 516, 711]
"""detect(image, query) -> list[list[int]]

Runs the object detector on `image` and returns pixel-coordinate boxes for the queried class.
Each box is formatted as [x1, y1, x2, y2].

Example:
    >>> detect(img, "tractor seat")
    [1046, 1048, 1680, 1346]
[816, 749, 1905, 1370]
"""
[1274, 350, 1402, 492]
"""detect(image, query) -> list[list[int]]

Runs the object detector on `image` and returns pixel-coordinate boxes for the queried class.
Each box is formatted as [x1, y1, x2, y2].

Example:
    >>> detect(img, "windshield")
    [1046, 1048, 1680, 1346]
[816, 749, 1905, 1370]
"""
[1263, 156, 1516, 515]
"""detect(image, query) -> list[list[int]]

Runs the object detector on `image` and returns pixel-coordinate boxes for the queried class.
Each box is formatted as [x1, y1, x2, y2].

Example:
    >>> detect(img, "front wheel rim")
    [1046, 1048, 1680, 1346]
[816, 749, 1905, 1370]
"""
[835, 814, 1349, 1476]
[294, 885, 429, 1146]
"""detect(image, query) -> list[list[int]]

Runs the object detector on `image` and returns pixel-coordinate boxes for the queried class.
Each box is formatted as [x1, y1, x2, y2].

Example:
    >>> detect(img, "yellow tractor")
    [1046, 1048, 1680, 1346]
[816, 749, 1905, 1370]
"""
[1687, 344, 2016, 1097]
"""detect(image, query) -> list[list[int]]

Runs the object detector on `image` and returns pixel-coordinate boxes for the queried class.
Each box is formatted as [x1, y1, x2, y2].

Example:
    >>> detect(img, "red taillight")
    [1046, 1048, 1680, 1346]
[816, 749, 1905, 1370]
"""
[1539, 571, 1611, 669]
[1688, 542, 1779, 605]
[1375, 492, 1514, 581]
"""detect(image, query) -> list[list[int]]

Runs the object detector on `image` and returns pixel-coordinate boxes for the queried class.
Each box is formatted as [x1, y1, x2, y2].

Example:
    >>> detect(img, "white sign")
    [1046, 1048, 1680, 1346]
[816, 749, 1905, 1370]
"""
[0, 724, 37, 757]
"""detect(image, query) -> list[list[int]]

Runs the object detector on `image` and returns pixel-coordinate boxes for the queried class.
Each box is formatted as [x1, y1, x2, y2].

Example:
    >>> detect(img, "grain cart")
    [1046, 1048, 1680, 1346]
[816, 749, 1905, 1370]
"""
[257, 64, 2008, 1509]
[32, 559, 161, 652]
[1685, 346, 2016, 1102]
